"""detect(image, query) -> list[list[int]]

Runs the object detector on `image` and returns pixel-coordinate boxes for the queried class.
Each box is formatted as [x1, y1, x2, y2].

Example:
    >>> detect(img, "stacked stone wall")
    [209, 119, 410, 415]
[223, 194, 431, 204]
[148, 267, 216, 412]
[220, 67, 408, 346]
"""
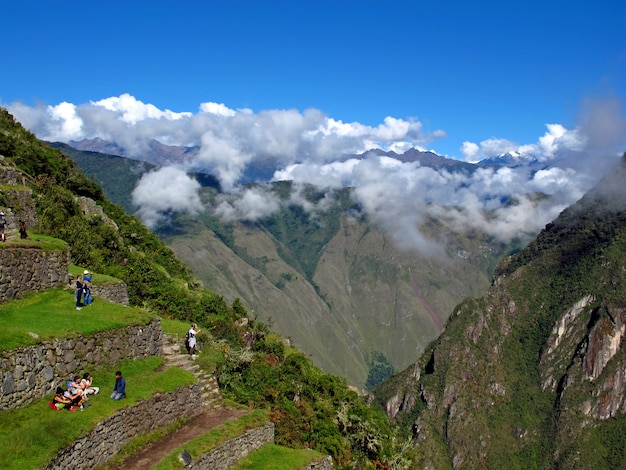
[0, 247, 69, 302]
[188, 422, 275, 470]
[91, 282, 130, 306]
[305, 456, 334, 469]
[0, 318, 162, 410]
[46, 383, 203, 469]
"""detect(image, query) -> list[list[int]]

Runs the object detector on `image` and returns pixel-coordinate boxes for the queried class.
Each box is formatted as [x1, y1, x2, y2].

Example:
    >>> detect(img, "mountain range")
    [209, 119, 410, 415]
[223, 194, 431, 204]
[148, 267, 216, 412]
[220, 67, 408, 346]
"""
[55, 139, 535, 389]
[44, 129, 626, 466]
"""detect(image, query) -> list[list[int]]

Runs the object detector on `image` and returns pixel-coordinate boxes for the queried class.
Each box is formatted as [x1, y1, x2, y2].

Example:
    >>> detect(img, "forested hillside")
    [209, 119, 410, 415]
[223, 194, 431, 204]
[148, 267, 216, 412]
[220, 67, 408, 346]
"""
[375, 153, 626, 469]
[0, 107, 415, 468]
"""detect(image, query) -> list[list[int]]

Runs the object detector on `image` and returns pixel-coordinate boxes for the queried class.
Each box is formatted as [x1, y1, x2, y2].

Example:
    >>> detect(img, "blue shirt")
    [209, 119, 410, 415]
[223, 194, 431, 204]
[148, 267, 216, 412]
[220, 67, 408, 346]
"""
[113, 376, 126, 395]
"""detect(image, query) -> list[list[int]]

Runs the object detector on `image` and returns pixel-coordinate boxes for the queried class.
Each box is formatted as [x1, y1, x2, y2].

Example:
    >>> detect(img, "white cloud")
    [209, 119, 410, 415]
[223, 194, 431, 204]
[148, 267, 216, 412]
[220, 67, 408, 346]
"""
[131, 166, 203, 228]
[214, 186, 281, 222]
[460, 141, 480, 162]
[48, 102, 83, 140]
[93, 93, 191, 124]
[5, 94, 625, 256]
[199, 102, 237, 117]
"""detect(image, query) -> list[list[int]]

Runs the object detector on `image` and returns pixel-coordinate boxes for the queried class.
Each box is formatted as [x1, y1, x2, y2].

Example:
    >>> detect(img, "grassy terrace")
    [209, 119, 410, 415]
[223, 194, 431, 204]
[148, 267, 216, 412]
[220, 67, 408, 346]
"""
[0, 287, 197, 469]
[0, 288, 153, 352]
[0, 233, 68, 253]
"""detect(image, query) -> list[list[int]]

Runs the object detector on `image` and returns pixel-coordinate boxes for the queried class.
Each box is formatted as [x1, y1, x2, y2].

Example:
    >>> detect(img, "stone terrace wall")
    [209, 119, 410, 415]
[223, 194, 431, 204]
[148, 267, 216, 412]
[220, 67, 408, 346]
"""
[188, 422, 275, 470]
[46, 383, 203, 469]
[304, 456, 334, 469]
[0, 318, 162, 410]
[0, 247, 69, 302]
[91, 282, 130, 306]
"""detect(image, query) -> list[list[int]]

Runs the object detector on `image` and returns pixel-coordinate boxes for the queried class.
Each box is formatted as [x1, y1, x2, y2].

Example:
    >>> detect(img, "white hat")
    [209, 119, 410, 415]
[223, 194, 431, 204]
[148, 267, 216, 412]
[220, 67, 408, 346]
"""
[84, 270, 89, 274]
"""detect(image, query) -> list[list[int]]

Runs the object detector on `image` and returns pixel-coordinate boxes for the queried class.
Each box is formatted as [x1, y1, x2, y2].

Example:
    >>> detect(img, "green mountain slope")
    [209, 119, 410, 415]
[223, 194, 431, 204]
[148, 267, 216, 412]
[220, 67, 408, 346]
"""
[160, 186, 513, 389]
[57, 143, 516, 389]
[0, 107, 413, 468]
[46, 141, 156, 212]
[375, 153, 626, 469]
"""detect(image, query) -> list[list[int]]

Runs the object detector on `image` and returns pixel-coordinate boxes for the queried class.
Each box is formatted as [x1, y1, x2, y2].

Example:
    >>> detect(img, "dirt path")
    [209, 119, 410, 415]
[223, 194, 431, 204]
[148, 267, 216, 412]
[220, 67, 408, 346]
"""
[116, 407, 248, 469]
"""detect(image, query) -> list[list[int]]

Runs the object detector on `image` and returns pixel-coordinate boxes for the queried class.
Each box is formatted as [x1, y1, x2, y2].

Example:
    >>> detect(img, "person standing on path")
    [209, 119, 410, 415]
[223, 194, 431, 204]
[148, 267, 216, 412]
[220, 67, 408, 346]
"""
[187, 323, 201, 357]
[0, 212, 6, 242]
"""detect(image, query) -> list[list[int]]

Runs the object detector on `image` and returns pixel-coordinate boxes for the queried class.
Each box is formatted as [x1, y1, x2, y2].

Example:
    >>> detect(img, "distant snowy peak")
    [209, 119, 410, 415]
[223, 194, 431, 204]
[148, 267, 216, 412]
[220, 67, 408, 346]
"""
[477, 151, 540, 168]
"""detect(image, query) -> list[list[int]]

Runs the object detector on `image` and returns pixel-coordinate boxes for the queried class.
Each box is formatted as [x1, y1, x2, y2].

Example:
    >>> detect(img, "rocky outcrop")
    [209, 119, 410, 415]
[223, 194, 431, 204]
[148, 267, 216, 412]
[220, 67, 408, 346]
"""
[376, 156, 626, 469]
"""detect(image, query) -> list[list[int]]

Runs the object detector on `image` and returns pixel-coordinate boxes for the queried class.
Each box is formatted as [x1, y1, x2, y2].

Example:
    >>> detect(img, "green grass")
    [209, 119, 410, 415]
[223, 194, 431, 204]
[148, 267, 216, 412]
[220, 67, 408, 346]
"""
[0, 357, 197, 470]
[153, 409, 270, 470]
[231, 444, 328, 469]
[0, 233, 68, 252]
[68, 264, 123, 286]
[160, 317, 192, 338]
[0, 288, 154, 352]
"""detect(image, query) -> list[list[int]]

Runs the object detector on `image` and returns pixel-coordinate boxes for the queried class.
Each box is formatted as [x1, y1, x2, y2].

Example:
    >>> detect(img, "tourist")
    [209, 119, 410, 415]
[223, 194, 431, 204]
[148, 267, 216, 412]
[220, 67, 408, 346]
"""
[82, 270, 93, 305]
[64, 385, 85, 408]
[75, 275, 84, 310]
[51, 386, 74, 411]
[19, 220, 28, 239]
[0, 211, 6, 242]
[80, 372, 100, 395]
[110, 371, 126, 400]
[187, 323, 201, 357]
[68, 375, 88, 400]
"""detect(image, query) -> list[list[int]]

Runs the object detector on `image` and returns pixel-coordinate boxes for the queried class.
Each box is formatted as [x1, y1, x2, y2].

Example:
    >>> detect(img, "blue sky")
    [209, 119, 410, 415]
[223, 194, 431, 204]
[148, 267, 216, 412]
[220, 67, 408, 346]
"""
[1, 1, 626, 250]
[2, 0, 625, 159]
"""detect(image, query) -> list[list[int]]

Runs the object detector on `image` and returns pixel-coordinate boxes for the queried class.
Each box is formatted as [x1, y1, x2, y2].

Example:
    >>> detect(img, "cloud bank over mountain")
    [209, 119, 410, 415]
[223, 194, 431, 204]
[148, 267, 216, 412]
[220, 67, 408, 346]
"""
[6, 94, 626, 254]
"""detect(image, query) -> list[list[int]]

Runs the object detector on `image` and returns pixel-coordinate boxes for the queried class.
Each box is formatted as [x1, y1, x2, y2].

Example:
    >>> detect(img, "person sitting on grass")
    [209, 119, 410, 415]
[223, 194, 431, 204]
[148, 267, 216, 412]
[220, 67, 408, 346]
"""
[50, 386, 74, 411]
[110, 370, 126, 400]
[68, 376, 89, 401]
[64, 383, 85, 408]
[80, 372, 99, 395]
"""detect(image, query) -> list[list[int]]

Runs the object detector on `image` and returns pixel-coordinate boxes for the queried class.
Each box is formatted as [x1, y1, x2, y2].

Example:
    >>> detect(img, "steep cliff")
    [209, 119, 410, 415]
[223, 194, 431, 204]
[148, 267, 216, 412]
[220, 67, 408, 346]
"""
[376, 154, 626, 469]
